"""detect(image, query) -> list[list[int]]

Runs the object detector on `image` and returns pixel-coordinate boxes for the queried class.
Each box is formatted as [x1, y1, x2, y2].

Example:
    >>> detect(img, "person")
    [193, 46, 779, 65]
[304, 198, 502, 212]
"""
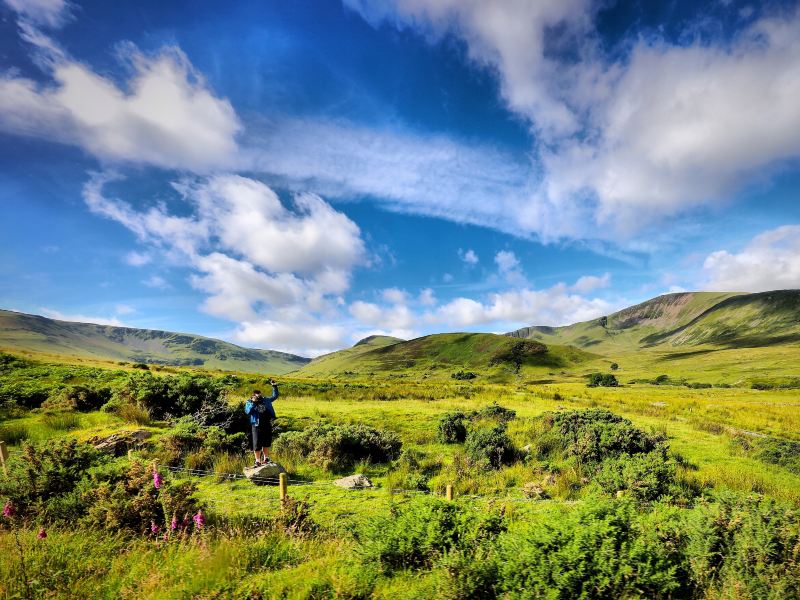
[244, 379, 279, 468]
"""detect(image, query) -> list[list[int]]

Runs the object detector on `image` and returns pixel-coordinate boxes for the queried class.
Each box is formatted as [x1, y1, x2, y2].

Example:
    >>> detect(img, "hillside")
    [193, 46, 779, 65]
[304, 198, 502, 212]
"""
[0, 309, 309, 374]
[296, 332, 597, 378]
[507, 291, 800, 351]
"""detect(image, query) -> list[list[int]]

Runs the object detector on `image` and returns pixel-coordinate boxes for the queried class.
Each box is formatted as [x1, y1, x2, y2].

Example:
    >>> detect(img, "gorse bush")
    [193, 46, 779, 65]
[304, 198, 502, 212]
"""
[464, 425, 516, 469]
[586, 372, 619, 387]
[451, 371, 477, 380]
[43, 385, 111, 412]
[437, 411, 468, 444]
[273, 423, 401, 471]
[359, 497, 506, 572]
[472, 402, 516, 422]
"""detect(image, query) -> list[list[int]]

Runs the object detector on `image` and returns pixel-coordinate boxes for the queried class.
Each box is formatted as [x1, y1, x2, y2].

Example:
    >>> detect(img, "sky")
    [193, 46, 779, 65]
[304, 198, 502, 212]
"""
[1, 0, 799, 357]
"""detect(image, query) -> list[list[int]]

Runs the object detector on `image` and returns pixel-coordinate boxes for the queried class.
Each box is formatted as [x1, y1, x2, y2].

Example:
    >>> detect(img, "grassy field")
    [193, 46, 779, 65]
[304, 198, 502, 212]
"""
[2, 348, 800, 598]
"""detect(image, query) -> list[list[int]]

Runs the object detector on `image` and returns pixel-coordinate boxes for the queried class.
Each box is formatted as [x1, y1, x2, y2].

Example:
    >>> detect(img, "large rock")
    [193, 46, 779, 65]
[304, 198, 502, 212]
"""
[243, 463, 287, 485]
[90, 430, 152, 456]
[334, 474, 373, 489]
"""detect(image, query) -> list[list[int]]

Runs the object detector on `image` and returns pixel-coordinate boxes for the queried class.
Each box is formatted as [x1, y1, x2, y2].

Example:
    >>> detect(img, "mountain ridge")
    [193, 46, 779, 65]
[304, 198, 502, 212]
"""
[0, 309, 309, 374]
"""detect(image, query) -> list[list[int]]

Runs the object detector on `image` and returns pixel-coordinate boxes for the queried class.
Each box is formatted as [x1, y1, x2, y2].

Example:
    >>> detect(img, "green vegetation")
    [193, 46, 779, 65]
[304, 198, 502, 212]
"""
[2, 286, 800, 598]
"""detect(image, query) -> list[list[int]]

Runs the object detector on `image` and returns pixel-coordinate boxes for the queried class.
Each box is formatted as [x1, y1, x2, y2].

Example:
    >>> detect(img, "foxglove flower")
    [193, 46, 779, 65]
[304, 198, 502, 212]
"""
[153, 470, 163, 490]
[170, 514, 178, 531]
[37, 527, 47, 540]
[2, 501, 14, 518]
[193, 510, 205, 529]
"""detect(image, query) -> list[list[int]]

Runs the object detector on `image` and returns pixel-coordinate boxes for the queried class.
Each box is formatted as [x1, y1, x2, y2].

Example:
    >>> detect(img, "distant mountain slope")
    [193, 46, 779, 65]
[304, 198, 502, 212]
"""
[507, 290, 800, 351]
[300, 335, 404, 376]
[296, 332, 597, 377]
[0, 310, 309, 374]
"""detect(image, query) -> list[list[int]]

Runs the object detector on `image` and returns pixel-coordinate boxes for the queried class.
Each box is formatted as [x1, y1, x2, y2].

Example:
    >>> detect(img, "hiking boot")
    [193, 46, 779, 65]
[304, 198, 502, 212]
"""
[253, 461, 261, 468]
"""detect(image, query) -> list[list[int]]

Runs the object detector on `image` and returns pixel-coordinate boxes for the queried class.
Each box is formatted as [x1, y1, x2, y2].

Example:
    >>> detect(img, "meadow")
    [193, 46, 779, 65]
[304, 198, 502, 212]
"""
[1, 350, 800, 598]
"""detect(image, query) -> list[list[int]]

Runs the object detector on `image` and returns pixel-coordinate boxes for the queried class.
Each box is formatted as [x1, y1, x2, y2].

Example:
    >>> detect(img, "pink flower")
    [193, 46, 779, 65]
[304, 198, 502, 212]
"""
[150, 521, 159, 534]
[193, 510, 205, 529]
[37, 527, 47, 540]
[2, 501, 14, 518]
[170, 514, 178, 531]
[153, 470, 162, 490]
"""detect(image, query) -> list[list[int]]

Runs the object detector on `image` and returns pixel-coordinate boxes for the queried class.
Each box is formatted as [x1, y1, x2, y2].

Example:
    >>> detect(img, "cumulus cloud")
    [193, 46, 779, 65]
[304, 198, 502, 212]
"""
[494, 250, 526, 285]
[571, 273, 610, 294]
[459, 248, 479, 265]
[0, 43, 241, 171]
[347, 2, 800, 240]
[84, 174, 366, 355]
[702, 225, 800, 292]
[3, 0, 72, 28]
[232, 319, 348, 358]
[419, 288, 436, 306]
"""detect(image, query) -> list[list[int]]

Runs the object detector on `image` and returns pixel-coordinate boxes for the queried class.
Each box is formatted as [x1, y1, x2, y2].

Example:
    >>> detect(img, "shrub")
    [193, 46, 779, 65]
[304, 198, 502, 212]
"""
[464, 425, 516, 469]
[43, 385, 111, 412]
[359, 497, 506, 572]
[586, 373, 618, 387]
[610, 362, 619, 370]
[437, 411, 468, 444]
[451, 371, 477, 380]
[472, 403, 516, 422]
[753, 437, 800, 475]
[498, 498, 690, 599]
[0, 439, 103, 520]
[273, 423, 402, 471]
[595, 450, 676, 501]
[552, 409, 664, 464]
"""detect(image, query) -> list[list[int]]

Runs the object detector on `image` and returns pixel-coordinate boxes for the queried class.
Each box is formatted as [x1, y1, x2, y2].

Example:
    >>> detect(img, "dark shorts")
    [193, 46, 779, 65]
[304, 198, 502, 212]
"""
[252, 421, 272, 450]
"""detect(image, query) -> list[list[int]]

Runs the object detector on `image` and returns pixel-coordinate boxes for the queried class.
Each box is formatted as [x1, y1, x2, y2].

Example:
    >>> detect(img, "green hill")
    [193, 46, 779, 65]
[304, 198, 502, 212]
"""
[0, 309, 309, 374]
[507, 290, 800, 351]
[296, 332, 597, 378]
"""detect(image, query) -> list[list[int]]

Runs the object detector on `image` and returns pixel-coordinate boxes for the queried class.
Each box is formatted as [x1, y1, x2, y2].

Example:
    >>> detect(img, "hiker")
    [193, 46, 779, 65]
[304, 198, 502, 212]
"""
[244, 379, 279, 468]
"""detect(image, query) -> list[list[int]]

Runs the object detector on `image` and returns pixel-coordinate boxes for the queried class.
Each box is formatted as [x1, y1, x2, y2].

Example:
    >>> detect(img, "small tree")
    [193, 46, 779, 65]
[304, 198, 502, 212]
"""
[610, 362, 619, 371]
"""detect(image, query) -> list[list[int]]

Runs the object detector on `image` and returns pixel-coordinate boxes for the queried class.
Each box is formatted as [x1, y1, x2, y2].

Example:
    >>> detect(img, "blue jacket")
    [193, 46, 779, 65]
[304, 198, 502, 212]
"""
[244, 385, 278, 426]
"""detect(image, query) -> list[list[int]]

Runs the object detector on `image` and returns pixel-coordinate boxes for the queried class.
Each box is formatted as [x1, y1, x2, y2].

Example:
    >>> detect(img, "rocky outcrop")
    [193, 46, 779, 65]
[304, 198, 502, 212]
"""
[90, 429, 153, 456]
[243, 462, 286, 485]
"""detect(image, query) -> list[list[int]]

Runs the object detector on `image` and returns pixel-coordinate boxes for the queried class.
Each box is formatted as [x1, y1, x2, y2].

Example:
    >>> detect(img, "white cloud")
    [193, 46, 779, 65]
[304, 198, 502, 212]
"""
[494, 250, 526, 285]
[143, 275, 169, 289]
[3, 0, 72, 28]
[459, 248, 479, 265]
[570, 273, 610, 294]
[419, 288, 436, 306]
[232, 319, 348, 358]
[349, 299, 416, 330]
[39, 308, 125, 327]
[114, 304, 135, 315]
[0, 44, 241, 171]
[85, 173, 367, 355]
[125, 251, 152, 267]
[382, 288, 408, 304]
[347, 2, 800, 240]
[702, 225, 800, 292]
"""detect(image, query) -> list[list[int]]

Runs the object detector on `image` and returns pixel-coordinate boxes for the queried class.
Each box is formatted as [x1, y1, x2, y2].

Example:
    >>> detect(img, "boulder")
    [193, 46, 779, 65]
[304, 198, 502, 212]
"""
[91, 430, 152, 456]
[243, 462, 287, 485]
[334, 474, 374, 489]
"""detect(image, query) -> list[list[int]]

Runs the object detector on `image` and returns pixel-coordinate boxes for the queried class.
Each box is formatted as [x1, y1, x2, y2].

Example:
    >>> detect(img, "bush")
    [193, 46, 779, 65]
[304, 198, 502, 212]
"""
[451, 371, 477, 380]
[437, 411, 468, 444]
[552, 409, 664, 464]
[43, 385, 112, 412]
[595, 450, 676, 501]
[359, 497, 505, 572]
[464, 425, 516, 469]
[118, 402, 151, 425]
[753, 437, 800, 475]
[497, 498, 689, 599]
[586, 373, 618, 387]
[273, 423, 402, 471]
[610, 362, 619, 370]
[472, 403, 516, 422]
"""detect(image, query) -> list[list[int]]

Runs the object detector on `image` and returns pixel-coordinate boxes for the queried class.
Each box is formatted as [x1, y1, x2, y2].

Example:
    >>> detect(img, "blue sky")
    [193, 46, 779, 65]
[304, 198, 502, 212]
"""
[1, 0, 799, 356]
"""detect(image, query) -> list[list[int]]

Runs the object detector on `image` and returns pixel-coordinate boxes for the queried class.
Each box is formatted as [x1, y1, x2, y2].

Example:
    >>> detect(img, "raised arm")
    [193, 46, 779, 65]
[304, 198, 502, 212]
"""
[264, 383, 279, 402]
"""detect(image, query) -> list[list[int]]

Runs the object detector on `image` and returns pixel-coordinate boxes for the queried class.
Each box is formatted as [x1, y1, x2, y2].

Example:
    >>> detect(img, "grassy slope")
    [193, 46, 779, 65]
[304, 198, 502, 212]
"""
[296, 332, 598, 379]
[299, 335, 403, 376]
[0, 309, 309, 374]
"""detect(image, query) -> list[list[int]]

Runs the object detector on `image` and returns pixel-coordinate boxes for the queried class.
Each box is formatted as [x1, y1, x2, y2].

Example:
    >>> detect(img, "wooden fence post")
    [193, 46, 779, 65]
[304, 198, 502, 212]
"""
[446, 484, 454, 501]
[0, 441, 8, 476]
[279, 472, 288, 504]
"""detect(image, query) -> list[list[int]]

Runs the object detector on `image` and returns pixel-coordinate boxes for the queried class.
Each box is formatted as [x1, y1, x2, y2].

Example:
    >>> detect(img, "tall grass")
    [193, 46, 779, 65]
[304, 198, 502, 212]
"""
[213, 452, 247, 482]
[42, 412, 80, 431]
[0, 422, 29, 445]
[118, 403, 150, 426]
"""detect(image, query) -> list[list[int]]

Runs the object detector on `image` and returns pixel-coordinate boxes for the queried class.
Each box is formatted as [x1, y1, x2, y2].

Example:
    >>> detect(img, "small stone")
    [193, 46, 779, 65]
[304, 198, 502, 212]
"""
[334, 474, 374, 489]
[243, 463, 287, 485]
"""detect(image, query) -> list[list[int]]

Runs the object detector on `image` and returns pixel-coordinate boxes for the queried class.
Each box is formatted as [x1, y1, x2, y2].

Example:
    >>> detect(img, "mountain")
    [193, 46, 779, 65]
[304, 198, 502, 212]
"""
[506, 290, 800, 351]
[296, 332, 597, 378]
[0, 310, 309, 374]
